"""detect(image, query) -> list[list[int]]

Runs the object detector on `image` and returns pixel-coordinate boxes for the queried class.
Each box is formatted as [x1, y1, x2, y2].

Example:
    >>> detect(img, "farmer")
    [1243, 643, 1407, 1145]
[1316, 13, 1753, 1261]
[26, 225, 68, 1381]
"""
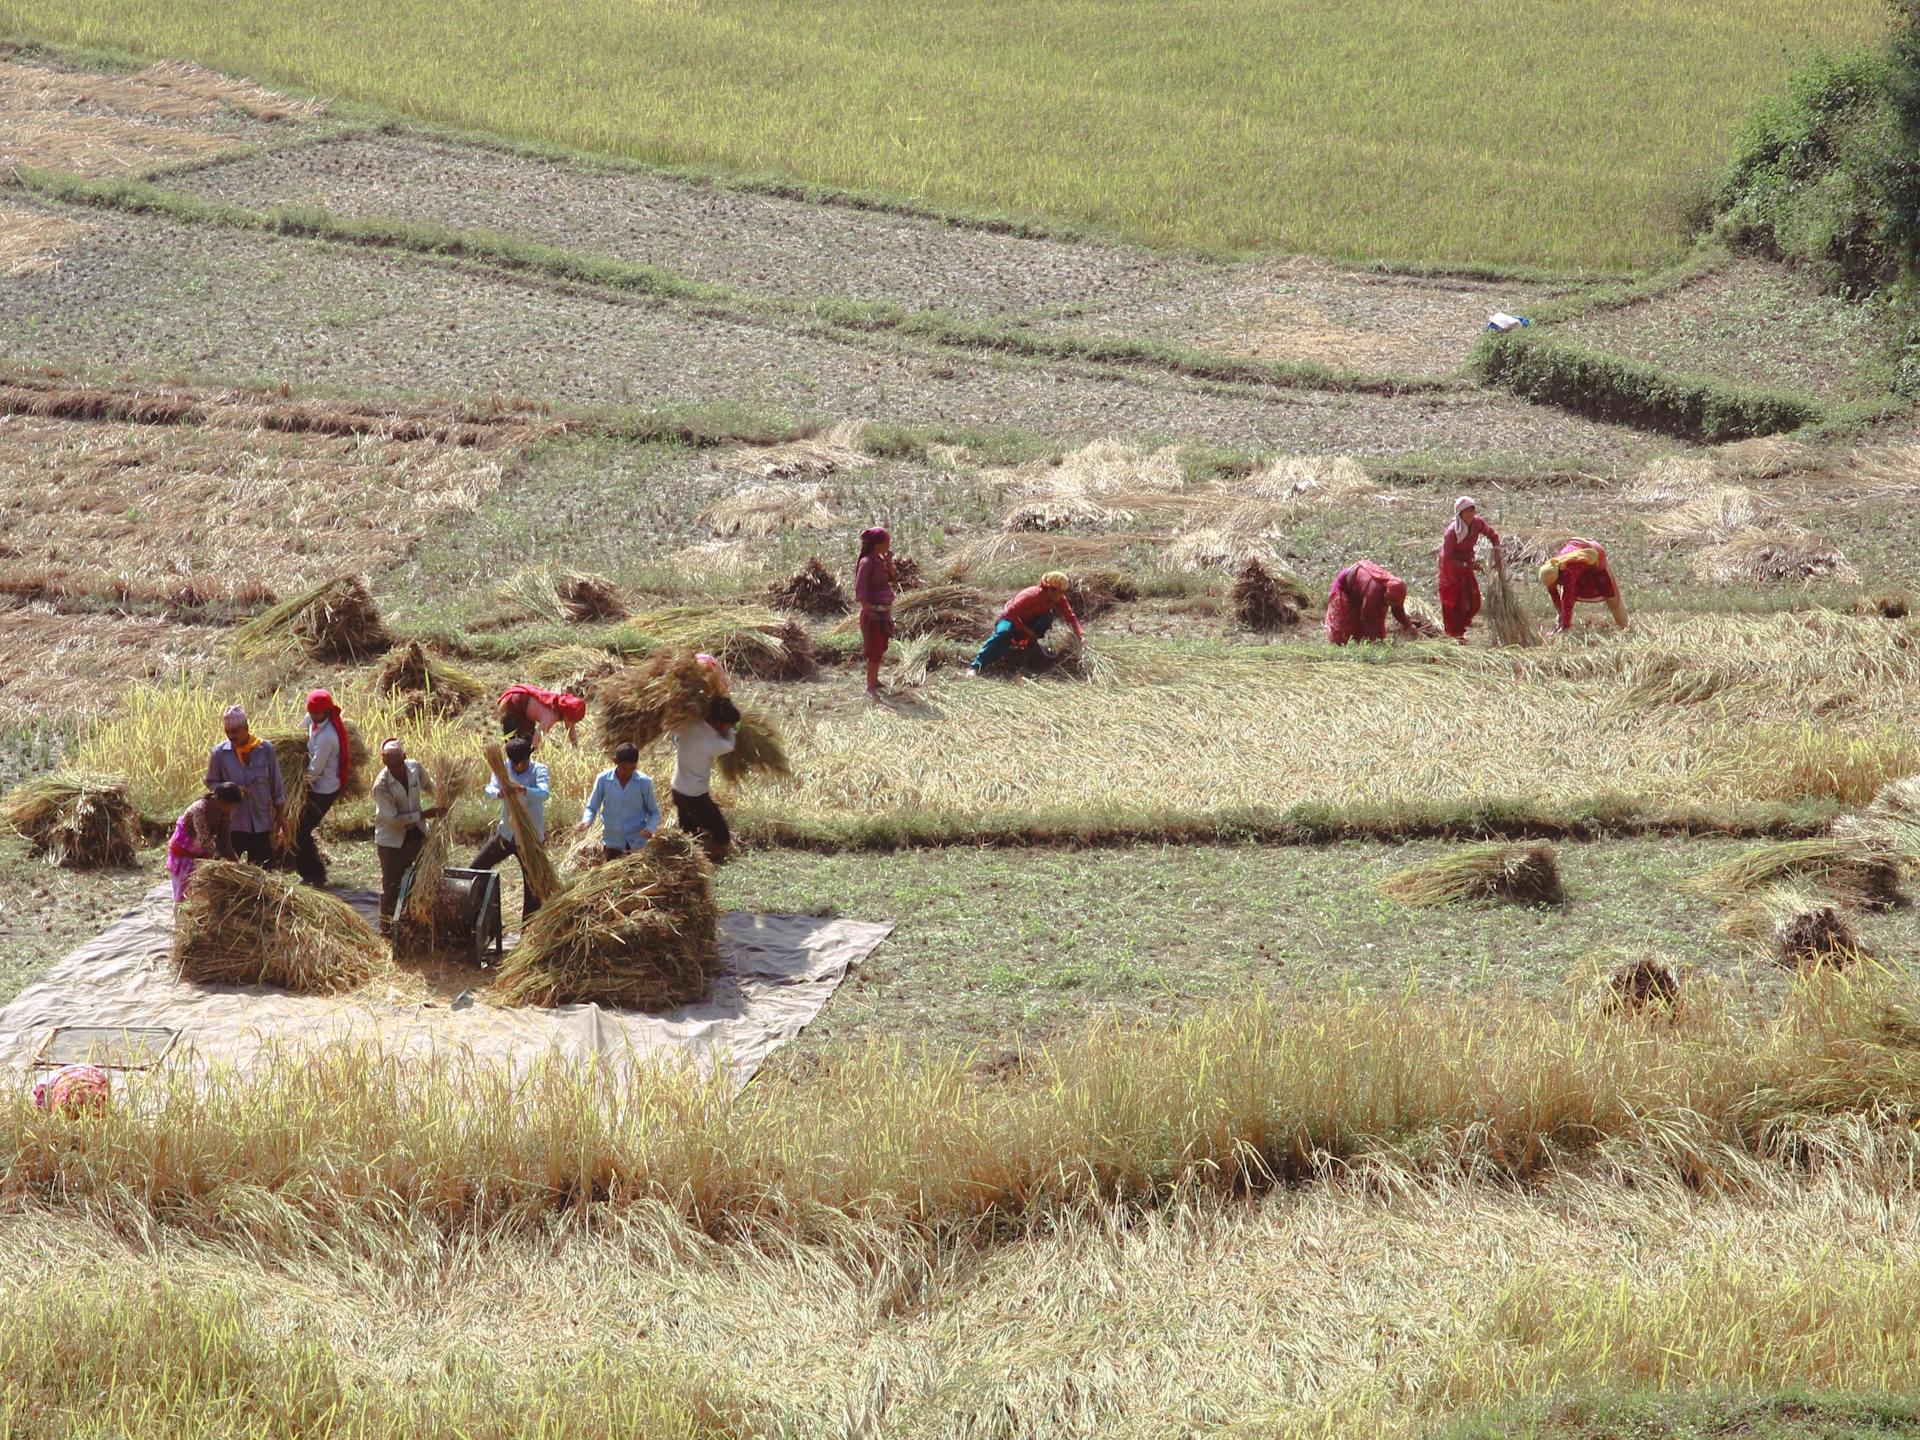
[166, 782, 241, 904]
[470, 736, 550, 920]
[966, 571, 1084, 676]
[205, 704, 283, 866]
[1540, 539, 1630, 633]
[1437, 496, 1502, 643]
[1325, 560, 1417, 645]
[293, 688, 350, 888]
[855, 526, 896, 699]
[671, 694, 739, 862]
[370, 738, 440, 934]
[496, 683, 586, 747]
[576, 742, 660, 861]
[32, 1064, 110, 1114]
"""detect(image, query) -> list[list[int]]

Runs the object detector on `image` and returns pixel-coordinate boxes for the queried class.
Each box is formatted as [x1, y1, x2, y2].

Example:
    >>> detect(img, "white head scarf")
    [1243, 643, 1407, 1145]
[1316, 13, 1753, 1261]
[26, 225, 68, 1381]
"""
[1450, 495, 1478, 542]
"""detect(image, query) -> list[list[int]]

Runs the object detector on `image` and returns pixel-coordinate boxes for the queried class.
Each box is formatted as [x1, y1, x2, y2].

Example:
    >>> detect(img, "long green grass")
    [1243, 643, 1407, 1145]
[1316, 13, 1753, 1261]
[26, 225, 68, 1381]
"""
[3, 1, 1884, 268]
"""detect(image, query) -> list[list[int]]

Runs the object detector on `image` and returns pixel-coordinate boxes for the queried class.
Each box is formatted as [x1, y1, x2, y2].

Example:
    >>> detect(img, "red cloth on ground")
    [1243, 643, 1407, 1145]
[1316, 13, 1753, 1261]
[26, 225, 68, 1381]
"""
[1325, 561, 1408, 644]
[1437, 515, 1500, 638]
[1000, 585, 1081, 637]
[1547, 539, 1617, 630]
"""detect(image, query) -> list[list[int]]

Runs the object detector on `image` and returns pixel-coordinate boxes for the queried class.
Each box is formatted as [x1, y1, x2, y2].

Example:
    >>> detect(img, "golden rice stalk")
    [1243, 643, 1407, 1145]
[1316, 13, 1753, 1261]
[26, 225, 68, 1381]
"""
[702, 483, 835, 537]
[482, 745, 563, 903]
[172, 861, 385, 993]
[712, 712, 792, 787]
[1481, 560, 1539, 648]
[231, 575, 390, 661]
[719, 421, 870, 481]
[392, 755, 479, 955]
[490, 833, 718, 1010]
[0, 772, 140, 868]
[1380, 843, 1563, 907]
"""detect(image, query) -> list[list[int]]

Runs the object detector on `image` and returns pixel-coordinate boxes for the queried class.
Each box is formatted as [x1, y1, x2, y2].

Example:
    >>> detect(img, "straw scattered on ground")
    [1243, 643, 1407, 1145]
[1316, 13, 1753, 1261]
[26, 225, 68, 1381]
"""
[172, 861, 385, 993]
[0, 203, 91, 279]
[718, 421, 870, 481]
[0, 772, 140, 868]
[702, 483, 836, 538]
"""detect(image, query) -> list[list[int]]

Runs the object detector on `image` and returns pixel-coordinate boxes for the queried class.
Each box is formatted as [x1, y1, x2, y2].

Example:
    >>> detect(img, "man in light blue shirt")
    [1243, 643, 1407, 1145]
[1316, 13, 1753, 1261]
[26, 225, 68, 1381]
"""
[576, 742, 660, 859]
[469, 736, 551, 920]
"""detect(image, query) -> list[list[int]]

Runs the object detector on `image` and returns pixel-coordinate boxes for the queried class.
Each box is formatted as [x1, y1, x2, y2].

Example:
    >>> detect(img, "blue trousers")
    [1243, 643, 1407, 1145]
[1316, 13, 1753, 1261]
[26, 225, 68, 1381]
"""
[971, 612, 1053, 670]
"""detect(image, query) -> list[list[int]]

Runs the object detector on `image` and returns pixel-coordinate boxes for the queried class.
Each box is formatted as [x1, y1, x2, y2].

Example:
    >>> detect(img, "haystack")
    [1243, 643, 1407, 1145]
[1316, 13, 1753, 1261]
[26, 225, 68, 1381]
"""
[1379, 843, 1564, 907]
[1693, 836, 1904, 911]
[391, 755, 479, 956]
[0, 772, 139, 868]
[1773, 902, 1863, 969]
[1481, 561, 1539, 648]
[172, 861, 385, 993]
[232, 575, 390, 660]
[767, 557, 850, 616]
[883, 583, 992, 641]
[490, 833, 720, 1010]
[555, 570, 627, 622]
[372, 641, 482, 716]
[1162, 525, 1278, 574]
[1065, 570, 1137, 622]
[1604, 957, 1681, 1016]
[890, 555, 925, 592]
[632, 606, 818, 681]
[713, 713, 793, 786]
[597, 650, 727, 753]
[1230, 559, 1304, 631]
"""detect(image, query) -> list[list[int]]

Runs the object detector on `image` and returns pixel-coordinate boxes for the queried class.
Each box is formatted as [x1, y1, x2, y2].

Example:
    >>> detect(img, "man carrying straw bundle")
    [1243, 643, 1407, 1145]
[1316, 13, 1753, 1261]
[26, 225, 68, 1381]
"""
[576, 742, 661, 860]
[965, 571, 1084, 677]
[1539, 539, 1629, 633]
[294, 689, 350, 888]
[496, 683, 587, 748]
[856, 526, 897, 699]
[1437, 496, 1502, 643]
[671, 694, 739, 862]
[166, 783, 242, 904]
[470, 736, 551, 920]
[371, 738, 441, 934]
[206, 705, 282, 867]
[1324, 560, 1417, 645]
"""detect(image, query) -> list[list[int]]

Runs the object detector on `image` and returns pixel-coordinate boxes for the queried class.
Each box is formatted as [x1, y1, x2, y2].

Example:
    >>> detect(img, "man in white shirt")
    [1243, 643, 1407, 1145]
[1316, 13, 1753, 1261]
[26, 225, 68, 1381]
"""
[670, 695, 739, 862]
[469, 736, 551, 921]
[294, 688, 349, 887]
[370, 737, 440, 934]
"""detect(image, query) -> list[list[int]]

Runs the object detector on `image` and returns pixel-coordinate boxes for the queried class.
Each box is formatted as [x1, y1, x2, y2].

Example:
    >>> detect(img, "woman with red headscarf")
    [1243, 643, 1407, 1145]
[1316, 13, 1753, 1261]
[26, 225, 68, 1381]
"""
[855, 526, 896, 699]
[1437, 496, 1502, 642]
[294, 688, 351, 887]
[496, 684, 588, 747]
[1324, 560, 1416, 645]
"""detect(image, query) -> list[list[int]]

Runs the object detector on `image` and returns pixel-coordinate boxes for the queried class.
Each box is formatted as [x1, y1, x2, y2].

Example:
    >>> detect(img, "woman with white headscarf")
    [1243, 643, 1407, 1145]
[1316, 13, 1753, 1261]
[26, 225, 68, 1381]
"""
[1437, 496, 1501, 642]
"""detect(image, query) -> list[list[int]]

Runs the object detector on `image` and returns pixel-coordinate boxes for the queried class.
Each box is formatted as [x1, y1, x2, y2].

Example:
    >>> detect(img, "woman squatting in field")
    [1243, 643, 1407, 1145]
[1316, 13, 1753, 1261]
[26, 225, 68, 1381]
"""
[966, 571, 1084, 676]
[1324, 560, 1417, 644]
[1437, 495, 1502, 642]
[1540, 539, 1630, 633]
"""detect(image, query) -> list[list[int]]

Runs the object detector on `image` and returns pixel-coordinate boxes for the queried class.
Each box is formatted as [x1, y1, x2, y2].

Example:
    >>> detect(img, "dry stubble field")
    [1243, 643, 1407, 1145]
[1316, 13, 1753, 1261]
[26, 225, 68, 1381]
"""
[4, 43, 1920, 1440]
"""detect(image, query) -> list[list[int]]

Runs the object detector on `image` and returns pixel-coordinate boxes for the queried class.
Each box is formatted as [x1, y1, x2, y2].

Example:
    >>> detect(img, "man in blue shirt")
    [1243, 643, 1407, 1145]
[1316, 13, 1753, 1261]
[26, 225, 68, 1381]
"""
[469, 736, 551, 920]
[576, 742, 659, 860]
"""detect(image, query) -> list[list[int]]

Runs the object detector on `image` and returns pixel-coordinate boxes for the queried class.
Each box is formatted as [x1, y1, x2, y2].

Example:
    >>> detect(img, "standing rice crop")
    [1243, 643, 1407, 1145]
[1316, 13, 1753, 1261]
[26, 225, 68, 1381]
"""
[0, 772, 141, 868]
[172, 861, 385, 992]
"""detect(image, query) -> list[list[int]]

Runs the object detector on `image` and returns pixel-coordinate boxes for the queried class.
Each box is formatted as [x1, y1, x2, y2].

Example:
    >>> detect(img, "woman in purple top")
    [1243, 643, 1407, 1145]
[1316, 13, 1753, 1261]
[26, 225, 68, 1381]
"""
[855, 526, 896, 699]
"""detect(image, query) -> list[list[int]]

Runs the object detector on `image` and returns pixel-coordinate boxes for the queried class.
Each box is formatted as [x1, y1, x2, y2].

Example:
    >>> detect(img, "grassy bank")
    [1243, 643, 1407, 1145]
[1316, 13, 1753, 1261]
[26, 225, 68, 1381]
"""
[0, 1, 1883, 267]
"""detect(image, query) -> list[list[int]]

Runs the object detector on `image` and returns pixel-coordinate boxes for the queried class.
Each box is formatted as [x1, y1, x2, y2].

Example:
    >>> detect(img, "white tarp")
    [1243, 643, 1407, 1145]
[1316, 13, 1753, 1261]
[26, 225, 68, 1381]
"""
[0, 885, 890, 1092]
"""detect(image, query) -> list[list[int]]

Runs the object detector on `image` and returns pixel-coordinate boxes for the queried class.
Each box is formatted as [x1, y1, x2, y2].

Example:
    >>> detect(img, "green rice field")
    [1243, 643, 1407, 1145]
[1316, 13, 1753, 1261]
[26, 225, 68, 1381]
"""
[0, 0, 1884, 268]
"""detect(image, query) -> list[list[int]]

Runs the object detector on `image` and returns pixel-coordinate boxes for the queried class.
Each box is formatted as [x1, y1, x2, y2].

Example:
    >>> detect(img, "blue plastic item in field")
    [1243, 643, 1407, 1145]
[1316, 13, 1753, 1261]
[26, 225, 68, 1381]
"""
[1486, 312, 1531, 332]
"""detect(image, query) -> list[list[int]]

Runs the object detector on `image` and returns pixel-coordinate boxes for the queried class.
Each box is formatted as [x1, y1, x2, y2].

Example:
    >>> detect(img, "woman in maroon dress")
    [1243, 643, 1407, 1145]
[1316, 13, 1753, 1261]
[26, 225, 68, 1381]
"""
[855, 526, 896, 699]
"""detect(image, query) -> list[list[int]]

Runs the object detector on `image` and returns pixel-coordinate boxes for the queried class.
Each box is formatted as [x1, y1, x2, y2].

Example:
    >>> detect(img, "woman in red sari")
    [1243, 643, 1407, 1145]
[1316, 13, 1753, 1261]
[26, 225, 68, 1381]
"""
[1539, 539, 1629, 632]
[1437, 496, 1501, 642]
[1324, 561, 1415, 644]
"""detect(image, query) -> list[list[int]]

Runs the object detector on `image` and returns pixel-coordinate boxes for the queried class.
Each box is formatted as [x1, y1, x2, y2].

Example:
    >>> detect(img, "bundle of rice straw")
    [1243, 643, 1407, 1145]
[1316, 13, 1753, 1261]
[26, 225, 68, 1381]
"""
[1692, 835, 1904, 910]
[875, 583, 990, 640]
[713, 713, 792, 787]
[555, 570, 627, 622]
[596, 650, 726, 753]
[766, 557, 850, 615]
[1399, 600, 1445, 640]
[372, 641, 482, 716]
[270, 723, 372, 857]
[720, 421, 870, 481]
[1237, 454, 1377, 503]
[1692, 531, 1858, 586]
[232, 575, 391, 660]
[1230, 559, 1304, 631]
[1065, 569, 1137, 621]
[172, 861, 385, 993]
[890, 555, 925, 591]
[1854, 593, 1912, 620]
[702, 483, 836, 536]
[1481, 558, 1539, 648]
[525, 643, 620, 698]
[0, 772, 139, 868]
[1603, 956, 1681, 1016]
[563, 832, 609, 876]
[631, 606, 818, 681]
[490, 833, 719, 1010]
[483, 744, 563, 904]
[1718, 884, 1866, 970]
[1379, 843, 1564, 907]
[391, 755, 480, 956]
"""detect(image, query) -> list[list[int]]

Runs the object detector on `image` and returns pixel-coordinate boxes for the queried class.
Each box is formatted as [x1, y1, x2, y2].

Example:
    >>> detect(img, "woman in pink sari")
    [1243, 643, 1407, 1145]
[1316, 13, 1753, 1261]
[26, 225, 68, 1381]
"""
[167, 782, 243, 903]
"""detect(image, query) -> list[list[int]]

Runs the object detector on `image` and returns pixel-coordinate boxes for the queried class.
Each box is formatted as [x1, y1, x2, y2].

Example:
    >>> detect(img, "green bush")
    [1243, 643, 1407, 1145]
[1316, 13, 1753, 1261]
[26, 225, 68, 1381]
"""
[1470, 332, 1823, 442]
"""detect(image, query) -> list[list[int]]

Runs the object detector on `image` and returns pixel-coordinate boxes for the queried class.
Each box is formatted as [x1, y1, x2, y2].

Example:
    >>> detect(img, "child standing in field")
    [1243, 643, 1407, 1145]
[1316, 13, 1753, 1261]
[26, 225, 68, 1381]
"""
[856, 526, 896, 699]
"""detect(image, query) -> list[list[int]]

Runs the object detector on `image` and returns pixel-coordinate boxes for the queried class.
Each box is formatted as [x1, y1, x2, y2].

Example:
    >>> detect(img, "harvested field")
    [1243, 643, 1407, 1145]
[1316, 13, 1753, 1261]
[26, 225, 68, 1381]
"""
[0, 57, 248, 175]
[0, 202, 91, 278]
[0, 609, 222, 722]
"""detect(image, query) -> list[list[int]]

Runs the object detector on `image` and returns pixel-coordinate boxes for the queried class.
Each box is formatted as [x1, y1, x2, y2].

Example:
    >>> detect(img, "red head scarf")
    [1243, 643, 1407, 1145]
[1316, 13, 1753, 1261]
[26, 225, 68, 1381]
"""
[859, 526, 889, 558]
[306, 689, 350, 788]
[556, 693, 587, 723]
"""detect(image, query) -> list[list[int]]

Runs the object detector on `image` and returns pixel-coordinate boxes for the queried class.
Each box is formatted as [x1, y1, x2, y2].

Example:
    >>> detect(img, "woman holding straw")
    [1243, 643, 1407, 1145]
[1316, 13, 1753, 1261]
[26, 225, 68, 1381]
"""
[371, 738, 442, 935]
[1325, 560, 1417, 645]
[1437, 496, 1502, 643]
[167, 783, 242, 904]
[966, 571, 1083, 676]
[855, 526, 897, 699]
[293, 689, 350, 888]
[1539, 539, 1630, 633]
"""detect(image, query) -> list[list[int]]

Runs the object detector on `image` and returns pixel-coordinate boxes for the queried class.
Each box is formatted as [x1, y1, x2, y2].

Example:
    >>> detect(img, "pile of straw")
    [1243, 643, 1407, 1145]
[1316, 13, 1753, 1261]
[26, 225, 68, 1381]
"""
[720, 420, 870, 481]
[890, 555, 925, 592]
[633, 606, 818, 681]
[1065, 570, 1137, 621]
[1380, 843, 1564, 907]
[1693, 532, 1859, 586]
[1693, 836, 1904, 911]
[596, 650, 725, 753]
[490, 833, 719, 1010]
[1481, 561, 1539, 648]
[702, 483, 835, 537]
[172, 861, 385, 993]
[1855, 594, 1912, 620]
[1400, 600, 1446, 640]
[713, 713, 793, 787]
[555, 570, 627, 622]
[1720, 885, 1867, 970]
[766, 558, 849, 615]
[372, 641, 482, 717]
[232, 575, 391, 660]
[525, 644, 619, 699]
[882, 584, 991, 640]
[1238, 454, 1377, 503]
[1230, 560, 1304, 631]
[1604, 957, 1681, 1016]
[482, 744, 564, 905]
[0, 772, 139, 868]
[269, 724, 371, 858]
[391, 755, 479, 956]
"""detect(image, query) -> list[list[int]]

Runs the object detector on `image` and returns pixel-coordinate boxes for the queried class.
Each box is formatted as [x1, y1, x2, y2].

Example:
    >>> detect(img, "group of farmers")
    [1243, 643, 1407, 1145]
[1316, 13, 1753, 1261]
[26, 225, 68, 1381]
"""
[168, 674, 741, 935]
